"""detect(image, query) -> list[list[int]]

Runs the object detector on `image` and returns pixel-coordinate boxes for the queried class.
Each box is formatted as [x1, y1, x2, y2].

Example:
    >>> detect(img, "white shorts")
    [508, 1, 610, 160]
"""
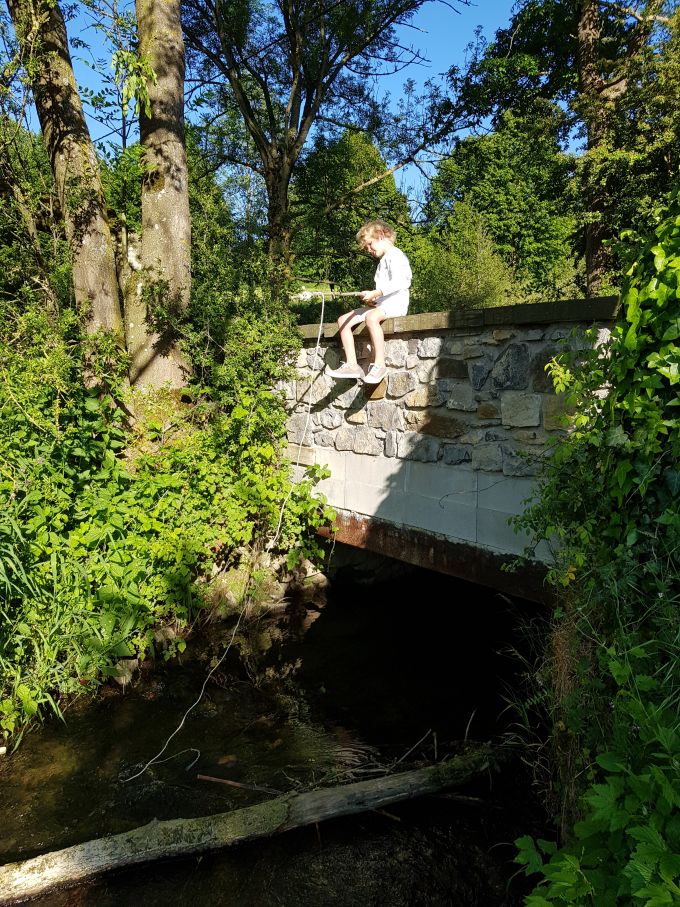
[351, 293, 409, 322]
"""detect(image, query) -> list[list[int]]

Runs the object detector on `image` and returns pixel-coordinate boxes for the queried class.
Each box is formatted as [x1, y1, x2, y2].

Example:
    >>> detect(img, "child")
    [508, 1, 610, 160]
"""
[327, 219, 412, 384]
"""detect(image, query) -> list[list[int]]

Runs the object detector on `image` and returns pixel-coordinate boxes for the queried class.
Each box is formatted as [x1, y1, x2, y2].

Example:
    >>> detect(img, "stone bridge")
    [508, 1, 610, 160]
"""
[285, 298, 619, 602]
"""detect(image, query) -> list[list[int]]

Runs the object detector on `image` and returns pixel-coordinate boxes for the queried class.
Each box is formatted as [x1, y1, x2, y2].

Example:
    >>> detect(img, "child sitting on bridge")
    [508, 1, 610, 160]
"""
[326, 219, 412, 385]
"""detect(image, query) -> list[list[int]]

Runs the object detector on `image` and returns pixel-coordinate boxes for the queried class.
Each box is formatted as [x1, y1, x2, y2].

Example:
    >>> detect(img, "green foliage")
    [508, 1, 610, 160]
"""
[512, 188, 680, 902]
[429, 104, 582, 300]
[111, 49, 156, 119]
[292, 130, 411, 292]
[454, 1, 680, 289]
[0, 298, 333, 745]
[0, 122, 70, 309]
[407, 202, 515, 312]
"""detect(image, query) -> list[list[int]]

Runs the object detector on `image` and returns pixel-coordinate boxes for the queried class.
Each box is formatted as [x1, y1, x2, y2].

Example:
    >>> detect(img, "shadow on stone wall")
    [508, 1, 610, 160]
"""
[286, 303, 617, 596]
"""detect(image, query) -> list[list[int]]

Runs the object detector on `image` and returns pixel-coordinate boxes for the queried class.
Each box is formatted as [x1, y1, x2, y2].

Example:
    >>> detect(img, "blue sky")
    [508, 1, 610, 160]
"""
[380, 1, 515, 199]
[70, 0, 515, 149]
[393, 1, 513, 84]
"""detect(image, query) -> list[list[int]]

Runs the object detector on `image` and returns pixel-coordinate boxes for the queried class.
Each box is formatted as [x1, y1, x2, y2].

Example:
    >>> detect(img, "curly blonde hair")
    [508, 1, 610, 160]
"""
[356, 219, 396, 246]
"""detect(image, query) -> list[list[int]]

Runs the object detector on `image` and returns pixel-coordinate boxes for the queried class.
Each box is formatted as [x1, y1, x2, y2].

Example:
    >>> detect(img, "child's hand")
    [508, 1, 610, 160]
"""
[360, 289, 381, 305]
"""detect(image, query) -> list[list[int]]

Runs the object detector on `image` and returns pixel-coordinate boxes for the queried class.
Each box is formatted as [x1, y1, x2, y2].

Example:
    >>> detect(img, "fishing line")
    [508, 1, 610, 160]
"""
[124, 290, 340, 783]
[268, 289, 331, 549]
[121, 602, 248, 783]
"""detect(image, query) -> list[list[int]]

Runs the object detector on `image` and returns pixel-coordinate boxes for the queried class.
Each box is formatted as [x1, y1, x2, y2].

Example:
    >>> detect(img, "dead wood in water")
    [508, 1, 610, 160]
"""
[0, 747, 494, 904]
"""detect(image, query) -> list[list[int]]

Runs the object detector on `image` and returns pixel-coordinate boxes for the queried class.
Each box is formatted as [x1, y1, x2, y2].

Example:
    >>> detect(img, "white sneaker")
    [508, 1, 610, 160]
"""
[327, 362, 364, 380]
[363, 363, 387, 384]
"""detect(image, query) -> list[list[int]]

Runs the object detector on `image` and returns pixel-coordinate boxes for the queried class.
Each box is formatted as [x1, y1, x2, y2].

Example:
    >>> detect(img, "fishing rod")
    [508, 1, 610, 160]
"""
[291, 289, 366, 302]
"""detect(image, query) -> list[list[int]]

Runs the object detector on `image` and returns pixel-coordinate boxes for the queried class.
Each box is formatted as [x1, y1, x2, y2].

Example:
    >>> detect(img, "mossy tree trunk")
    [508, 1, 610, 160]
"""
[128, 0, 191, 388]
[5, 0, 124, 340]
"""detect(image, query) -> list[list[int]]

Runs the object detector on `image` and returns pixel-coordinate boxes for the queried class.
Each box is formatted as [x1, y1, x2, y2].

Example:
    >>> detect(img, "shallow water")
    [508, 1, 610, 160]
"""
[0, 564, 546, 905]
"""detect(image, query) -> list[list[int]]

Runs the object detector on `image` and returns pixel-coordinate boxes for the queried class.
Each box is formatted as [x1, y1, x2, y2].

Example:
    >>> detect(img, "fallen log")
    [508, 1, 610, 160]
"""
[0, 747, 494, 904]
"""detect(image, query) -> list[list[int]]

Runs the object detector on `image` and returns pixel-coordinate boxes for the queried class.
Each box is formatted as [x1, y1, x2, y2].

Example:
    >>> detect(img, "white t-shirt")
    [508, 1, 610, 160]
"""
[374, 246, 412, 313]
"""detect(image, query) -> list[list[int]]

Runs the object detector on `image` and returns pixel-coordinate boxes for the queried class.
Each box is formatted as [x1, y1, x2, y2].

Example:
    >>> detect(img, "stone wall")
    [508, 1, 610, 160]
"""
[284, 299, 618, 592]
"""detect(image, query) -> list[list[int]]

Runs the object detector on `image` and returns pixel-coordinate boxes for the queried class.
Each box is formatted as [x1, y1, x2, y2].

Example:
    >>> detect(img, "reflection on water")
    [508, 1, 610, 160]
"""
[0, 563, 545, 906]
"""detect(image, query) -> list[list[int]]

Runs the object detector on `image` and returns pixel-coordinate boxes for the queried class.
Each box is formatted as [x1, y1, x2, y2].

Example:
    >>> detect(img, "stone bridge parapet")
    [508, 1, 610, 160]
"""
[284, 298, 619, 600]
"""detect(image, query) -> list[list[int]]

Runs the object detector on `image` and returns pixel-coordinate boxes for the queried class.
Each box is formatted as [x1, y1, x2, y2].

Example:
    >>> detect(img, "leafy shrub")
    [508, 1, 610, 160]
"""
[513, 187, 680, 903]
[0, 300, 333, 745]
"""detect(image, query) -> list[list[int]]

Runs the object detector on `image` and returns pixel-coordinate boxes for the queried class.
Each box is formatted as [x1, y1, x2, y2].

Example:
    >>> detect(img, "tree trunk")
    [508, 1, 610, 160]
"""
[5, 0, 123, 339]
[265, 161, 294, 298]
[576, 0, 610, 297]
[0, 749, 493, 903]
[129, 0, 191, 388]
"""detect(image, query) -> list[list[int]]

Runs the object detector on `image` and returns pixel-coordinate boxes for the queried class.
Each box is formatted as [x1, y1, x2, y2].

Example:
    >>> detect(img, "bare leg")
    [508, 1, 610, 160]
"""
[337, 310, 364, 365]
[364, 308, 387, 367]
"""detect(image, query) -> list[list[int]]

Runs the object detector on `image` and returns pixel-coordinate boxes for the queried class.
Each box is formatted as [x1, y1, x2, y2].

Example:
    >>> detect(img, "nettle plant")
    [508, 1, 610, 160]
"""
[513, 188, 680, 904]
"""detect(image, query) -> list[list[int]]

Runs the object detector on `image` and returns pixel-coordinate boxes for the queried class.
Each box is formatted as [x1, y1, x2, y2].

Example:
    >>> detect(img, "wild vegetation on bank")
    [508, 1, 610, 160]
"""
[513, 189, 680, 904]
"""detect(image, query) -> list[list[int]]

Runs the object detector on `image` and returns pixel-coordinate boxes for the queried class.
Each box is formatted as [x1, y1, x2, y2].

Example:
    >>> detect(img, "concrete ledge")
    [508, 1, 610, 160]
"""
[298, 297, 620, 340]
[320, 510, 552, 604]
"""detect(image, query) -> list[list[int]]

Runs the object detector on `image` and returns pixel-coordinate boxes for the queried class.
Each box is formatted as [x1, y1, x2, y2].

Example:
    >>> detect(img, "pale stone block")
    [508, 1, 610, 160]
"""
[472, 443, 503, 472]
[320, 409, 343, 430]
[543, 394, 573, 431]
[345, 408, 367, 424]
[443, 337, 464, 356]
[285, 444, 315, 466]
[297, 375, 333, 404]
[459, 428, 485, 445]
[478, 473, 537, 514]
[335, 428, 355, 450]
[417, 361, 437, 383]
[501, 445, 547, 477]
[331, 384, 363, 409]
[396, 432, 441, 462]
[444, 383, 477, 412]
[275, 379, 296, 401]
[314, 429, 336, 448]
[417, 336, 443, 358]
[387, 371, 418, 397]
[295, 349, 308, 369]
[513, 429, 550, 445]
[476, 401, 501, 421]
[406, 354, 419, 369]
[405, 461, 476, 503]
[368, 402, 405, 431]
[385, 339, 408, 367]
[352, 429, 384, 456]
[501, 391, 542, 427]
[402, 496, 477, 543]
[404, 410, 429, 429]
[405, 385, 442, 408]
[344, 483, 406, 523]
[307, 349, 325, 370]
[492, 329, 515, 342]
[287, 413, 314, 446]
[385, 431, 398, 457]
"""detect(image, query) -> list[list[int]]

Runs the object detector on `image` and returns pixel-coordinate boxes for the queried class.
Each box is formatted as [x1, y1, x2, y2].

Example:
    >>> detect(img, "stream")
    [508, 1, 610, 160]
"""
[0, 558, 547, 905]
